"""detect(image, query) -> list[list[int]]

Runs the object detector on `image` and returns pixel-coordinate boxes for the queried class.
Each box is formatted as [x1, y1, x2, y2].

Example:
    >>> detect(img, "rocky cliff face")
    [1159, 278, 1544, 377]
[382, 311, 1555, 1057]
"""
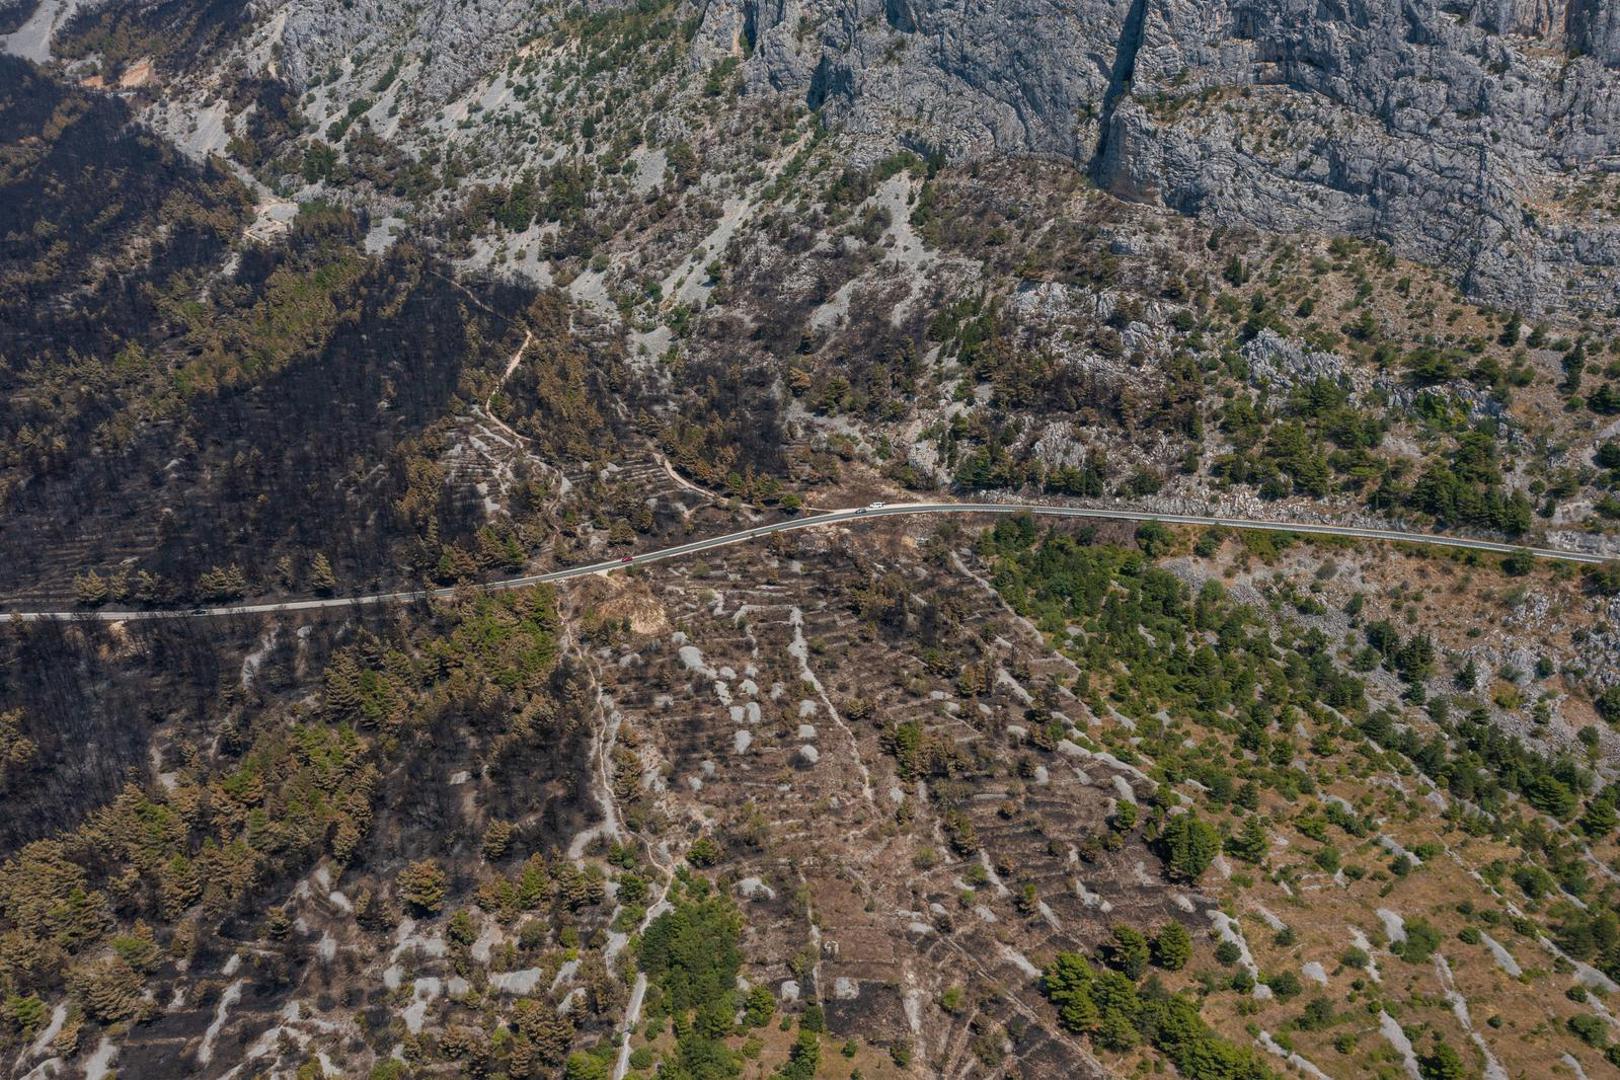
[698, 0, 1620, 311]
[1113, 0, 1620, 311]
[277, 0, 538, 102]
[14, 0, 1620, 310]
[717, 0, 1123, 159]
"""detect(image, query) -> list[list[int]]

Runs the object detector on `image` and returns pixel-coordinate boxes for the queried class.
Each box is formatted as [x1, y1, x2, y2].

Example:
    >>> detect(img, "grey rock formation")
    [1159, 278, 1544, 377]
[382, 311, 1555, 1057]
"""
[707, 0, 1620, 312]
[736, 0, 1121, 159]
[1109, 0, 1620, 313]
[1241, 329, 1344, 392]
[157, 0, 1620, 313]
[277, 0, 545, 105]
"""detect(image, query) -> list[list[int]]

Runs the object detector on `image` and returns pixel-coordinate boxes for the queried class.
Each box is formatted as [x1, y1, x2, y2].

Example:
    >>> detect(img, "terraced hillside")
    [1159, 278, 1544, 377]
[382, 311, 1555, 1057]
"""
[3, 511, 1620, 1078]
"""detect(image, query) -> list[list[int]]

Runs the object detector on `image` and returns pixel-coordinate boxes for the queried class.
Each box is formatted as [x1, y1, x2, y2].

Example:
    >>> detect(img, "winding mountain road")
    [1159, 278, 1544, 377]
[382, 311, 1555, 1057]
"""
[2, 502, 1609, 622]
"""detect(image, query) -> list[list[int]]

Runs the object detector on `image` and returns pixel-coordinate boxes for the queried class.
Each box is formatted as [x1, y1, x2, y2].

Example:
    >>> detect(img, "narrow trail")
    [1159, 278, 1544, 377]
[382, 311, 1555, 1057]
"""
[654, 454, 716, 501]
[469, 327, 572, 504]
[427, 270, 569, 500]
[480, 328, 534, 446]
[654, 453, 825, 515]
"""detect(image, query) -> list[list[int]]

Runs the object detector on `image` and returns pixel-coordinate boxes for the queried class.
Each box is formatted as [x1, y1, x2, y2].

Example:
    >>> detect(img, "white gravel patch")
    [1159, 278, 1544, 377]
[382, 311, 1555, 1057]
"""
[1479, 932, 1522, 978]
[1257, 1031, 1332, 1080]
[1253, 905, 1287, 932]
[84, 1037, 118, 1080]
[489, 968, 543, 995]
[1434, 955, 1507, 1080]
[1209, 912, 1268, 997]
[998, 944, 1042, 979]
[1378, 1011, 1423, 1079]
[198, 979, 245, 1066]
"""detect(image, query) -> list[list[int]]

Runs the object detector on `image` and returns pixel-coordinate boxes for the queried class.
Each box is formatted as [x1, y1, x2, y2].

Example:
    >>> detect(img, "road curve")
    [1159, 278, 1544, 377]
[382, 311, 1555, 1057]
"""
[2, 502, 1609, 622]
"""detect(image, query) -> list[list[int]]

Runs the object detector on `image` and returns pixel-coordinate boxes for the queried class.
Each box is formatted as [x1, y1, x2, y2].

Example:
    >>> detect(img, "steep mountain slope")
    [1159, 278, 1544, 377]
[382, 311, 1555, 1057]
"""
[6, 1, 1620, 1079]
[238, 0, 1620, 310]
[728, 0, 1620, 310]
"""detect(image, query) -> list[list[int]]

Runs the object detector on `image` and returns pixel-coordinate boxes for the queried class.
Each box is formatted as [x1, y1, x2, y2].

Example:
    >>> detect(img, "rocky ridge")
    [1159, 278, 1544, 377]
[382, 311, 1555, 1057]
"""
[19, 0, 1616, 310]
[708, 0, 1620, 311]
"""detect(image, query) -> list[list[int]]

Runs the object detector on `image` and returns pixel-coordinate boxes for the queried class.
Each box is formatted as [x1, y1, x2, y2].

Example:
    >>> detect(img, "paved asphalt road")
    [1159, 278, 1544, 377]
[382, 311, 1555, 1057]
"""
[2, 502, 1609, 622]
